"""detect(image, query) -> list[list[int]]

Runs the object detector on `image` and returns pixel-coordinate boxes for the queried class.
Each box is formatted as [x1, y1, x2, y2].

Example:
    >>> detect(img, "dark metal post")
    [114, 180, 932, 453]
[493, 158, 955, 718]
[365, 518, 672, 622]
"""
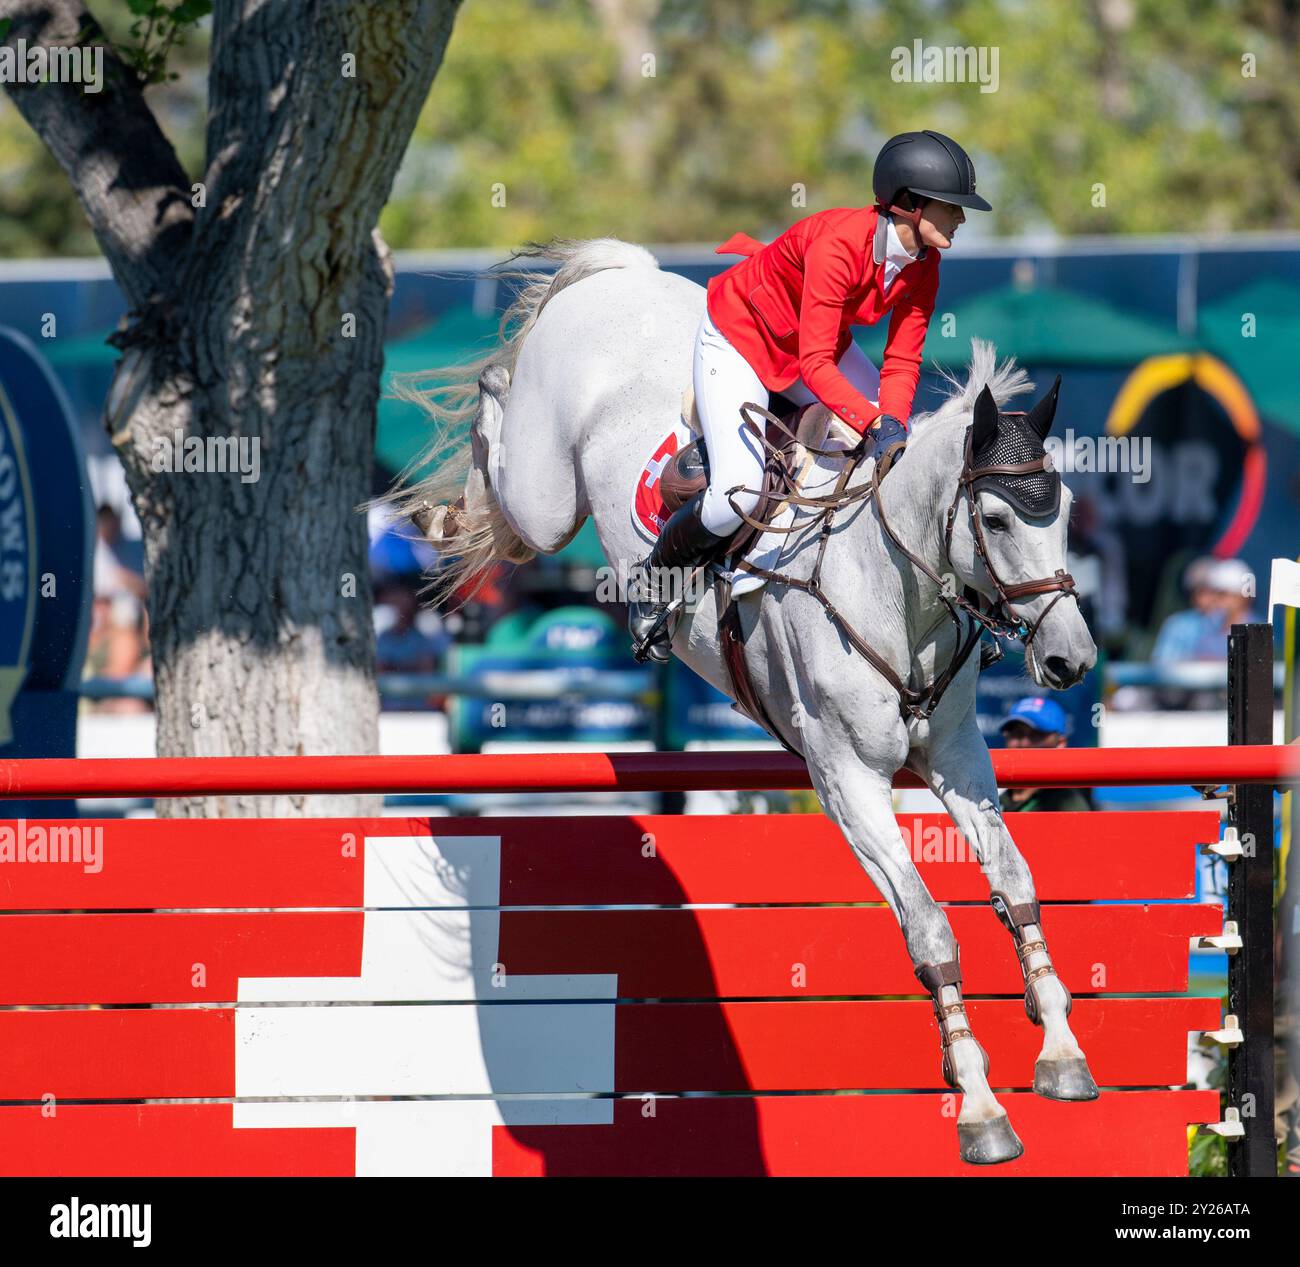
[1284, 611, 1300, 1174]
[652, 659, 685, 815]
[1226, 622, 1276, 1176]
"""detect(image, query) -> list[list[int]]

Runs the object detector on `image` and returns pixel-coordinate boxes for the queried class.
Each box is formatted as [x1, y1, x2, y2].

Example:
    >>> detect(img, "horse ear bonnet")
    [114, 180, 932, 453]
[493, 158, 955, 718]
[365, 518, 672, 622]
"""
[970, 377, 1062, 518]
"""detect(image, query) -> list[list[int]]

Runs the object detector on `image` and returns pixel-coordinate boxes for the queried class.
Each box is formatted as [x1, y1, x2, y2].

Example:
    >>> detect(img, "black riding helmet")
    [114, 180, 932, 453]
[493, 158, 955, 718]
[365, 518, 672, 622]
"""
[872, 130, 992, 223]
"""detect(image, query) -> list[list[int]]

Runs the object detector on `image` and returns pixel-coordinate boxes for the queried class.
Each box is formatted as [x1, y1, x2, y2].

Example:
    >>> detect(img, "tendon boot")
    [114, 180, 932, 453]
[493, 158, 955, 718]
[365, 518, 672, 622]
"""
[629, 489, 733, 663]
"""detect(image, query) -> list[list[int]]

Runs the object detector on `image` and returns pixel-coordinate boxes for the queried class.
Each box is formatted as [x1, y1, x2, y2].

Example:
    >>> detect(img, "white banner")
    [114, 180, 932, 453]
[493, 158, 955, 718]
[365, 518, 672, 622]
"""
[1268, 557, 1300, 624]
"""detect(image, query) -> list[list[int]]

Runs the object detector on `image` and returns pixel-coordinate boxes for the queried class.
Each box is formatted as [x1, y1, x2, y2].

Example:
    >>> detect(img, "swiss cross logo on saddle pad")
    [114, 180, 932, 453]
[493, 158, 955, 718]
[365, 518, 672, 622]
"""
[632, 415, 695, 541]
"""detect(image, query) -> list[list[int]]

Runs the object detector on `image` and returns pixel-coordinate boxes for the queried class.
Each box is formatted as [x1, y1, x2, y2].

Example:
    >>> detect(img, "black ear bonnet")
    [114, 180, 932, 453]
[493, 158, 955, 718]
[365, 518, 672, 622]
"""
[968, 377, 1062, 517]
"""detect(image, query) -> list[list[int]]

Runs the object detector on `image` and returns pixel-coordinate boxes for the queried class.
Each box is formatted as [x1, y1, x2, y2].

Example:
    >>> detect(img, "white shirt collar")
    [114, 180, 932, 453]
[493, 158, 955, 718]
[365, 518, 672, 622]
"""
[884, 214, 922, 273]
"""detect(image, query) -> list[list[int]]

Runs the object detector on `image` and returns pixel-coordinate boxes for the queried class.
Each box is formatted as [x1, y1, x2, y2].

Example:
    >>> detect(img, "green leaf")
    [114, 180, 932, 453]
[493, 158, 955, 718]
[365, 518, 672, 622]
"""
[126, 0, 159, 15]
[173, 0, 214, 21]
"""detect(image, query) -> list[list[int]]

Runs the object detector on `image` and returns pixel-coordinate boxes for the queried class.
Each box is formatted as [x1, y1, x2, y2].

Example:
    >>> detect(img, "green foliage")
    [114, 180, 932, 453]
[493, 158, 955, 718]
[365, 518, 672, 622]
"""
[3, 0, 1299, 255]
[107, 0, 213, 85]
[733, 787, 822, 815]
[0, 2, 212, 256]
[381, 0, 1300, 246]
[1188, 1123, 1228, 1176]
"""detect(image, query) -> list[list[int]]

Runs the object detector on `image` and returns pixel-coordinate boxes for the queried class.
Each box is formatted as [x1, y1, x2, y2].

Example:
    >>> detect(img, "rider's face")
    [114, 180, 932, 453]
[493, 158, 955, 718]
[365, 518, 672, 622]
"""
[918, 198, 966, 249]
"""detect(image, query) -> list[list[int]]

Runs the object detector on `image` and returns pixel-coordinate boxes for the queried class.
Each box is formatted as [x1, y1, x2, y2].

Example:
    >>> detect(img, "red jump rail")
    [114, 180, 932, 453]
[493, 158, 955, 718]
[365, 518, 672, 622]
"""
[0, 744, 1296, 799]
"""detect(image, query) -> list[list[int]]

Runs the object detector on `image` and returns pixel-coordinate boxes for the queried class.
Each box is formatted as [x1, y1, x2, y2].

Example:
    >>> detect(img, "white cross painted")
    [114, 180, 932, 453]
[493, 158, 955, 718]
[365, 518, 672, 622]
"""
[642, 452, 671, 488]
[232, 832, 616, 1176]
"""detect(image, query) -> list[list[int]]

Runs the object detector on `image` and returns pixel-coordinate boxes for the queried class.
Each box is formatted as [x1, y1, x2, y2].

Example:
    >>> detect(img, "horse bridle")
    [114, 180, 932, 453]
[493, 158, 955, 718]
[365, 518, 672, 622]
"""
[730, 404, 1079, 722]
[940, 420, 1080, 656]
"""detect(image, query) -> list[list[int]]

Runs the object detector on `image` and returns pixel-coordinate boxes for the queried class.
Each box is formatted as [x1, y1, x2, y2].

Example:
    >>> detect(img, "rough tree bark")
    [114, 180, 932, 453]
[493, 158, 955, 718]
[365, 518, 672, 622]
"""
[1, 0, 462, 815]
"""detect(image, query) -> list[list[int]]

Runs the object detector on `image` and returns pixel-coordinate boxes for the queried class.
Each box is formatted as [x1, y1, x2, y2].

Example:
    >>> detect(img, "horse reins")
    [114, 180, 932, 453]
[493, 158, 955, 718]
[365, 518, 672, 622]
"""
[726, 402, 1079, 723]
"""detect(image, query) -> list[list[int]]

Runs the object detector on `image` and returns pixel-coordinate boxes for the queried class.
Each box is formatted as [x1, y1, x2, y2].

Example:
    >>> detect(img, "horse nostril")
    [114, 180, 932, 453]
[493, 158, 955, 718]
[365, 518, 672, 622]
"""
[1045, 655, 1072, 684]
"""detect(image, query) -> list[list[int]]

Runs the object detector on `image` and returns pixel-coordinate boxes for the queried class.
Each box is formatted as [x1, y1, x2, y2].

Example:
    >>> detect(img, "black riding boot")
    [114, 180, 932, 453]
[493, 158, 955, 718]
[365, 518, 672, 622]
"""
[628, 490, 733, 663]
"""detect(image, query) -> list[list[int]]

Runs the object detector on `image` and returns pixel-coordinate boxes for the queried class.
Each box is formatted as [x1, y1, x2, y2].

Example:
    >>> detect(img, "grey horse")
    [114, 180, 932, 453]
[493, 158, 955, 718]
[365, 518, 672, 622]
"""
[392, 239, 1100, 1164]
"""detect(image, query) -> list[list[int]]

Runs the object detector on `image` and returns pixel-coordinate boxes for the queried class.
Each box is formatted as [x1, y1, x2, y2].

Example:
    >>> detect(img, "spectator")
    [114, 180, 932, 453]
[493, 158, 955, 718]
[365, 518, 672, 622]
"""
[375, 580, 451, 709]
[998, 697, 1095, 813]
[368, 504, 436, 584]
[87, 506, 150, 713]
[1151, 557, 1257, 664]
[93, 505, 147, 603]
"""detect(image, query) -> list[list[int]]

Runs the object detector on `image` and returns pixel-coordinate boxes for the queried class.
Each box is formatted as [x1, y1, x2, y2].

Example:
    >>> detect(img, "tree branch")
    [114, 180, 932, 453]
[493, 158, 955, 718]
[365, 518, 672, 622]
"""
[0, 0, 194, 310]
[191, 0, 460, 321]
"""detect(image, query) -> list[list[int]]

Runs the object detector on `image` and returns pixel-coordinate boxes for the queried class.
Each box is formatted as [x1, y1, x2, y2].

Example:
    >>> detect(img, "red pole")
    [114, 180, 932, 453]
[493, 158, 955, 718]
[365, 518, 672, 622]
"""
[0, 746, 1295, 800]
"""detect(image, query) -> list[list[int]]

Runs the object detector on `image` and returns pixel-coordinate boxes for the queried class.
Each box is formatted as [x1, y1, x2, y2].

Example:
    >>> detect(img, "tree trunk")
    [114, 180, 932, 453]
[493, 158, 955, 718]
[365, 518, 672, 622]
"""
[2, 0, 463, 815]
[109, 234, 396, 818]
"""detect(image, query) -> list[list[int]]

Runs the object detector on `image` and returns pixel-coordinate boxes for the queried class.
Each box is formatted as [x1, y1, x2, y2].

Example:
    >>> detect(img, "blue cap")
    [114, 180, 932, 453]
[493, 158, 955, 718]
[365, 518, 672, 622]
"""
[999, 696, 1069, 736]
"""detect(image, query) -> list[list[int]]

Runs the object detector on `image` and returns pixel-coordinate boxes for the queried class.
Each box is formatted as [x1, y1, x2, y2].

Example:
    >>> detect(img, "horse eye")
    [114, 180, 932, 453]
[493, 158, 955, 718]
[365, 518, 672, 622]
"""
[984, 515, 1009, 533]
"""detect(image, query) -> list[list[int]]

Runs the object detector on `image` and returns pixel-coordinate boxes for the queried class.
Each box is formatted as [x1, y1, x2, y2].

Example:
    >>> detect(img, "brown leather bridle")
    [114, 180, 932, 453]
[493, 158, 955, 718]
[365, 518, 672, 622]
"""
[941, 419, 1080, 658]
[729, 403, 1079, 722]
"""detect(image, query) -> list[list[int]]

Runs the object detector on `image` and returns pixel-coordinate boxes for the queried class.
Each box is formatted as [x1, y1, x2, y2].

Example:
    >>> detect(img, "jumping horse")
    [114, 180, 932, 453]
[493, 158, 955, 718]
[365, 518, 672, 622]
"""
[390, 239, 1100, 1164]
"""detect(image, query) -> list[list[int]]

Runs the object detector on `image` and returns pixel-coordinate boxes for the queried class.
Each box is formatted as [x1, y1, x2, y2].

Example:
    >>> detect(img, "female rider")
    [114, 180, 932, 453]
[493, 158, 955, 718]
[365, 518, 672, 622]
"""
[629, 129, 991, 663]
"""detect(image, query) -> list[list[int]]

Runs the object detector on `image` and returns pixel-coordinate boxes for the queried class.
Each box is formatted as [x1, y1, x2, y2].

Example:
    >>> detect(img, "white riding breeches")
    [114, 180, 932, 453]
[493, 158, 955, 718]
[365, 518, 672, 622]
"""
[693, 308, 881, 535]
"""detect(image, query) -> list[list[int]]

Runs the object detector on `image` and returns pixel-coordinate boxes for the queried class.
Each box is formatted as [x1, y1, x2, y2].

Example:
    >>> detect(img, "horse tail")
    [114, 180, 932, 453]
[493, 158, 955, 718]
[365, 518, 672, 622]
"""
[379, 238, 661, 608]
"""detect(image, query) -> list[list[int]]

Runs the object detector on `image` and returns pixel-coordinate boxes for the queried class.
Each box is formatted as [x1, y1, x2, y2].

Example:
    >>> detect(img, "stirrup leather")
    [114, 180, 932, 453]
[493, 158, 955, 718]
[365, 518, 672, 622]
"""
[990, 890, 1072, 1025]
[915, 954, 989, 1091]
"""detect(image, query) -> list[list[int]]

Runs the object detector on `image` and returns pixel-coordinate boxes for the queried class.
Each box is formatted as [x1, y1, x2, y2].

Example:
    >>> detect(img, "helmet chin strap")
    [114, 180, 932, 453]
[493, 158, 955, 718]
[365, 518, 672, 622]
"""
[877, 196, 925, 229]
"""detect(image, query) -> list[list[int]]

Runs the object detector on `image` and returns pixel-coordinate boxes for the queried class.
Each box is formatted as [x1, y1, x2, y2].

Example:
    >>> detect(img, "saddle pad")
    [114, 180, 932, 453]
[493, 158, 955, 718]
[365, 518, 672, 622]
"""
[630, 393, 860, 596]
[632, 412, 696, 540]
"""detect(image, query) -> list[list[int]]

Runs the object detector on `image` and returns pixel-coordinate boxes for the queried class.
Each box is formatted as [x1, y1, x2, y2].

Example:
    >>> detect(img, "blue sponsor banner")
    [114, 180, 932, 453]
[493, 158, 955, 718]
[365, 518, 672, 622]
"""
[666, 659, 768, 748]
[450, 607, 652, 752]
[668, 642, 1102, 750]
[452, 615, 1102, 753]
[0, 328, 93, 816]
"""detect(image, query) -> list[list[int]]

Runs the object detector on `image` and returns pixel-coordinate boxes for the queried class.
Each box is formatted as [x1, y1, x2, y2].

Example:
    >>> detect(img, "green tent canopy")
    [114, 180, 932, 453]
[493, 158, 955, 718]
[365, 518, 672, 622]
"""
[382, 289, 1190, 565]
[869, 282, 1193, 370]
[377, 306, 500, 477]
[551, 517, 608, 567]
[40, 330, 121, 366]
[382, 307, 500, 375]
[1197, 278, 1300, 440]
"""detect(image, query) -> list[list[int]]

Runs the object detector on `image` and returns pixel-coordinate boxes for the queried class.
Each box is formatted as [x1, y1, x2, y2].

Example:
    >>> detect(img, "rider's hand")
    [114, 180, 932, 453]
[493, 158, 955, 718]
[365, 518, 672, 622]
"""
[852, 416, 893, 451]
[852, 414, 908, 467]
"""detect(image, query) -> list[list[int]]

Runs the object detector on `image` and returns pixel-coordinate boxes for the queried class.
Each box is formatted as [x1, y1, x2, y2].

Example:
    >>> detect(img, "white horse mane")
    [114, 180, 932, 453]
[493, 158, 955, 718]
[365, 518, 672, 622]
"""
[911, 339, 1033, 434]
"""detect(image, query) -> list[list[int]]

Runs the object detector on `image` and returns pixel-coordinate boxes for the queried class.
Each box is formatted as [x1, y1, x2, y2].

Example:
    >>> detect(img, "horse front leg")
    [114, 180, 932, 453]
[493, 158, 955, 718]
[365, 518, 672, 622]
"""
[803, 739, 1025, 1164]
[919, 711, 1099, 1102]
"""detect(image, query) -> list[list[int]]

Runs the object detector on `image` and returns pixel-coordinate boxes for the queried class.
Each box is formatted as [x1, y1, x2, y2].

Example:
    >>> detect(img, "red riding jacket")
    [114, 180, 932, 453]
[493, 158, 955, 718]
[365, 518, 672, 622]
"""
[705, 205, 939, 434]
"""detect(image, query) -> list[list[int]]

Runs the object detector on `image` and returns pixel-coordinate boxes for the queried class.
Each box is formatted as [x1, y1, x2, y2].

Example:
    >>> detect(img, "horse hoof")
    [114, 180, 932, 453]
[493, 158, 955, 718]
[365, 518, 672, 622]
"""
[1034, 1056, 1099, 1101]
[957, 1114, 1024, 1165]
